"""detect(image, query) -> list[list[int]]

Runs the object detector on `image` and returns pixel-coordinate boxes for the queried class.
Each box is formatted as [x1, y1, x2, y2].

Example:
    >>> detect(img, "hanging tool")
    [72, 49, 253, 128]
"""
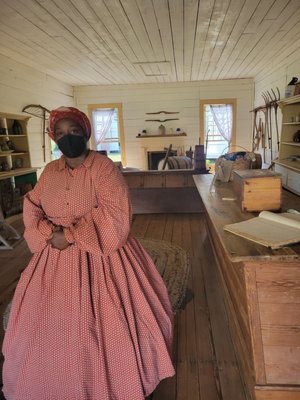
[22, 104, 51, 163]
[261, 120, 266, 163]
[145, 118, 179, 122]
[146, 111, 179, 115]
[253, 117, 262, 151]
[262, 93, 272, 161]
[270, 87, 281, 151]
[252, 109, 259, 151]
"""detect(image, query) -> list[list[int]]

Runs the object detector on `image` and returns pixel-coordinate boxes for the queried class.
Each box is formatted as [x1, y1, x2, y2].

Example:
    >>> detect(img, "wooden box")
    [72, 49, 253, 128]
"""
[233, 169, 282, 212]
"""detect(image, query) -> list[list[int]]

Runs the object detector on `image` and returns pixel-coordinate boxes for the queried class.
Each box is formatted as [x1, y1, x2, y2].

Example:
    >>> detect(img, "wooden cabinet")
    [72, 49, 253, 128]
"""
[0, 112, 37, 218]
[274, 94, 300, 195]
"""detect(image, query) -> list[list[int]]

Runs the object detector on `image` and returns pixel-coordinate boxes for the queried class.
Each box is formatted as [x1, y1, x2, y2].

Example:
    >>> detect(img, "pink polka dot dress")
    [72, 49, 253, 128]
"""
[2, 151, 175, 400]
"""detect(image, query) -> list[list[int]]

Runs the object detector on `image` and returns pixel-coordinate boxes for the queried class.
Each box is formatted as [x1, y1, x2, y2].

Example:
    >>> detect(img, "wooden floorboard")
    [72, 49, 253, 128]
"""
[0, 214, 247, 400]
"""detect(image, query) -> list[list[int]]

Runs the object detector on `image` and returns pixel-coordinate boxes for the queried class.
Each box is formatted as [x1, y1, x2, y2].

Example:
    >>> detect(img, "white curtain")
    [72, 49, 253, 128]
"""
[92, 109, 115, 147]
[210, 104, 233, 143]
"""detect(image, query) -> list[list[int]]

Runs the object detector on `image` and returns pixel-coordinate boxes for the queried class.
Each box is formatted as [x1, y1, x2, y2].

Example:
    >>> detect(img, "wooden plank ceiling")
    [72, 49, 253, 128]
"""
[0, 0, 299, 85]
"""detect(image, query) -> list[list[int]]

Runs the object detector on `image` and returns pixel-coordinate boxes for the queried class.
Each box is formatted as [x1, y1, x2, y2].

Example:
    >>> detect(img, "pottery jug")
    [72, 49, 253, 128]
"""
[158, 124, 166, 135]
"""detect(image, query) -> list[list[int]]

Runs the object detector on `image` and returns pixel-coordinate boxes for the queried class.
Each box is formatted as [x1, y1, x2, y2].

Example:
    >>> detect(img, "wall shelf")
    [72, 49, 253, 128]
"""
[136, 133, 187, 138]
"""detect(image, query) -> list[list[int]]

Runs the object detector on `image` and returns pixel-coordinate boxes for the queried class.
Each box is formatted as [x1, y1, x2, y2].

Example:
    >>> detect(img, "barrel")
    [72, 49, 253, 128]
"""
[158, 156, 193, 170]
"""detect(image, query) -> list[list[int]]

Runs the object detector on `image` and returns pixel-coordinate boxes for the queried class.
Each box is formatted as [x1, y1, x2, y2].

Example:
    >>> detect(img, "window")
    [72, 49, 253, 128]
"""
[200, 99, 236, 162]
[88, 103, 126, 165]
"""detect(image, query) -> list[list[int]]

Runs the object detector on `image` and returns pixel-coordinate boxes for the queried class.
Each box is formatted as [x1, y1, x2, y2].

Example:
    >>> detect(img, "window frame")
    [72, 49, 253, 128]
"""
[199, 98, 237, 159]
[88, 103, 126, 166]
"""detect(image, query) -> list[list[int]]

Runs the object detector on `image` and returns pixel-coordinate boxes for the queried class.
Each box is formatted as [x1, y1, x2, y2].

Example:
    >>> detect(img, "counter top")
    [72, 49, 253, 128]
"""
[193, 174, 300, 262]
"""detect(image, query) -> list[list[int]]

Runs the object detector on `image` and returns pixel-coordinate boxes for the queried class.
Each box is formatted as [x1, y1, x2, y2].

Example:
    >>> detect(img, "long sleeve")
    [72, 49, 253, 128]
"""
[64, 157, 132, 256]
[23, 166, 55, 253]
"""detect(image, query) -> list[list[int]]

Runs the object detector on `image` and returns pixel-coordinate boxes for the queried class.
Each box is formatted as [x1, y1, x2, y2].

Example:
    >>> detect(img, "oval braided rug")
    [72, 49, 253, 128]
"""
[138, 237, 190, 313]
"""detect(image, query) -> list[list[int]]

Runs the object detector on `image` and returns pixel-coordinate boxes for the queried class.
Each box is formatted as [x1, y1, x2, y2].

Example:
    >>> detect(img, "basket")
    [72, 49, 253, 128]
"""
[214, 146, 261, 182]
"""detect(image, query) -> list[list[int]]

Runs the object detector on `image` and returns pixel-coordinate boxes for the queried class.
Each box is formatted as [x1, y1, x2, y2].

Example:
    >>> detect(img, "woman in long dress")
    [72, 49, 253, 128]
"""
[2, 107, 175, 400]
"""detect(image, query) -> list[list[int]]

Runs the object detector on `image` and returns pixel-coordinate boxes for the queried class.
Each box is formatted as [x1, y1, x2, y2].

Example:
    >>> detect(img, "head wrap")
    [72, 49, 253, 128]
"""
[48, 106, 91, 141]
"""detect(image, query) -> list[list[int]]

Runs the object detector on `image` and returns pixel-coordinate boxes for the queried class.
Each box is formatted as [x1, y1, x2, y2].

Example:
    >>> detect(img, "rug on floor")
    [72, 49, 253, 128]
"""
[138, 237, 191, 313]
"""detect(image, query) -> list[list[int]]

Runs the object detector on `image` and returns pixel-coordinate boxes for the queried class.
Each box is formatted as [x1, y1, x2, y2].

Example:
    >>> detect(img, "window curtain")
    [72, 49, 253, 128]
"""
[92, 109, 115, 147]
[210, 104, 233, 144]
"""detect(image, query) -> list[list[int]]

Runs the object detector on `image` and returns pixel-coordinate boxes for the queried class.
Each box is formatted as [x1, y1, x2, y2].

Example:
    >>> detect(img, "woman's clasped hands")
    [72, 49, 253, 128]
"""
[48, 226, 70, 250]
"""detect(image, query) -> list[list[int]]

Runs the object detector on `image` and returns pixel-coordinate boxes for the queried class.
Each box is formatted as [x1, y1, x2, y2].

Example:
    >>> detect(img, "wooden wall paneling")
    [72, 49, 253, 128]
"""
[246, 20, 300, 80]
[244, 264, 266, 384]
[102, 0, 158, 81]
[218, 18, 273, 80]
[204, 0, 246, 80]
[183, 0, 199, 82]
[233, 1, 300, 79]
[256, 36, 300, 84]
[190, 0, 214, 81]
[0, 31, 84, 85]
[118, 0, 163, 80]
[240, 6, 298, 77]
[1, 0, 113, 84]
[210, 0, 261, 80]
[134, 0, 167, 80]
[217, 0, 277, 78]
[197, 0, 231, 80]
[168, 0, 184, 82]
[150, 0, 176, 82]
[67, 0, 146, 83]
[33, 0, 126, 83]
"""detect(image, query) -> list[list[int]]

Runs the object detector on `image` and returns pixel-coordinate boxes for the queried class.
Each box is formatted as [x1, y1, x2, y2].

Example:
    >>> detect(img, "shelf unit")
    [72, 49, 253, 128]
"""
[274, 94, 300, 196]
[0, 112, 37, 218]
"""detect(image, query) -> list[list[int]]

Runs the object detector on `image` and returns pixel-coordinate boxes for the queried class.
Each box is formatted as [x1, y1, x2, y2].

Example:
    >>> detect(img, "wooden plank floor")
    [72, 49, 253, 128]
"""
[0, 214, 247, 400]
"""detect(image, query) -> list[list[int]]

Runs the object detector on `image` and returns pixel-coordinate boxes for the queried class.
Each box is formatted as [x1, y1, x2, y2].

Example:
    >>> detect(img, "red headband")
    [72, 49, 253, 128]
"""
[48, 106, 91, 140]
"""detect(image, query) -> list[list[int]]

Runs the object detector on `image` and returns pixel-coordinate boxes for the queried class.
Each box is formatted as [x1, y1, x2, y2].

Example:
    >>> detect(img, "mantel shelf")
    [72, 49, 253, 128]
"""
[136, 133, 187, 138]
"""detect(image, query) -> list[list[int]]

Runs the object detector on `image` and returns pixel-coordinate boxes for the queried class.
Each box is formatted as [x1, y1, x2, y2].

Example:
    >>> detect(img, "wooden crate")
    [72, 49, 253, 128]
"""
[233, 170, 282, 212]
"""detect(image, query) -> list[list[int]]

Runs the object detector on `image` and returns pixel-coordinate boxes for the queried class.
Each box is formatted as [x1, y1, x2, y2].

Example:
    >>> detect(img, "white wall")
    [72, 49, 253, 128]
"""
[75, 79, 254, 169]
[0, 56, 74, 172]
[254, 55, 300, 166]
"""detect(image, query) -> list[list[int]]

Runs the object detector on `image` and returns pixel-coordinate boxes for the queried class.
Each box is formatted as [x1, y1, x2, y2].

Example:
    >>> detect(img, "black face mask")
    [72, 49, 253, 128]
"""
[57, 134, 87, 158]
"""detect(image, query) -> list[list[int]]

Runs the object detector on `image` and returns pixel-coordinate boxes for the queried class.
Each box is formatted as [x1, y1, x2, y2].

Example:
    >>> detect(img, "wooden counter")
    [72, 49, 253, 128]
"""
[193, 174, 300, 400]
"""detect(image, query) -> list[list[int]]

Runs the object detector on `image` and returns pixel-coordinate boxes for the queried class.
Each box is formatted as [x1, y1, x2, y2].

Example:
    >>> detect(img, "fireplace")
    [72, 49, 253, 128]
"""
[147, 150, 177, 170]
